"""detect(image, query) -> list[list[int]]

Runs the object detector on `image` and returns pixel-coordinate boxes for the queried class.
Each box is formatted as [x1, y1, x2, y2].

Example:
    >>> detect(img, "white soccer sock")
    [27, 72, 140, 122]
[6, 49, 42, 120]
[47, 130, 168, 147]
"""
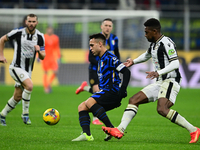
[118, 104, 138, 133]
[22, 89, 32, 115]
[83, 86, 90, 92]
[93, 116, 98, 121]
[166, 109, 196, 133]
[1, 96, 18, 117]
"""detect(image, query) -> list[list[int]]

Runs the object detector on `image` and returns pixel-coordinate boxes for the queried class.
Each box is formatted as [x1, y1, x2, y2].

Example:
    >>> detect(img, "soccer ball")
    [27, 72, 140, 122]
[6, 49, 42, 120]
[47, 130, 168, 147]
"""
[43, 108, 60, 125]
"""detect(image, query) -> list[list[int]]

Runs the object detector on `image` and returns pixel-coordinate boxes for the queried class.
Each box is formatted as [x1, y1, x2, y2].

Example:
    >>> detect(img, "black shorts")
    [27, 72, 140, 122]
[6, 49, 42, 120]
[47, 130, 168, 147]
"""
[89, 69, 99, 87]
[91, 90, 122, 111]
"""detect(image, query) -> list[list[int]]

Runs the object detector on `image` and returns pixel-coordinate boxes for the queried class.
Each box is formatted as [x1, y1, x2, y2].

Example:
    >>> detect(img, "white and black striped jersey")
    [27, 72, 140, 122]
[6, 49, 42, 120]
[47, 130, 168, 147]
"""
[7, 27, 45, 76]
[147, 35, 181, 83]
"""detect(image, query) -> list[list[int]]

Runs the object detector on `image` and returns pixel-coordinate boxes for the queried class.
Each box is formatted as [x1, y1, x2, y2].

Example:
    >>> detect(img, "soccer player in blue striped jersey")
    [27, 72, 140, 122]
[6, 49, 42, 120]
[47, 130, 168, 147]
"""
[76, 18, 120, 125]
[72, 33, 130, 141]
[0, 14, 45, 126]
[102, 18, 200, 143]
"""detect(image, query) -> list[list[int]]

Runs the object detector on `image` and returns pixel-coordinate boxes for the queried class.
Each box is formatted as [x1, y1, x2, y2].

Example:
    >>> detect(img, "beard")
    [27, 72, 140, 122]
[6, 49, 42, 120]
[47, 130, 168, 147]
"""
[147, 37, 156, 43]
[27, 25, 36, 33]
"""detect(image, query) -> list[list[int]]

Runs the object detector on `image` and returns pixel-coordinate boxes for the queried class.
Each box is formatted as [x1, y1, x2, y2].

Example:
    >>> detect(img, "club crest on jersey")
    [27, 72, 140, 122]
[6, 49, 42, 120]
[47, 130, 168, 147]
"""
[19, 74, 24, 78]
[112, 40, 115, 45]
[33, 36, 37, 41]
[168, 49, 175, 55]
[101, 61, 104, 67]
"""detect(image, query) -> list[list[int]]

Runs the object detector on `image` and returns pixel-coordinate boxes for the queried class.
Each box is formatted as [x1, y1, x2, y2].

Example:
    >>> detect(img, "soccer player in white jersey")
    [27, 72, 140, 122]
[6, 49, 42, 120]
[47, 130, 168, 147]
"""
[0, 14, 46, 126]
[102, 18, 200, 143]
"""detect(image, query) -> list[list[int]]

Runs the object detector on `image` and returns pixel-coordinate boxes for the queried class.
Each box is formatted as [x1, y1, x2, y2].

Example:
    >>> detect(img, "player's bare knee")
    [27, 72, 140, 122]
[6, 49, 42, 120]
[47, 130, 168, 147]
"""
[78, 102, 86, 111]
[25, 84, 33, 91]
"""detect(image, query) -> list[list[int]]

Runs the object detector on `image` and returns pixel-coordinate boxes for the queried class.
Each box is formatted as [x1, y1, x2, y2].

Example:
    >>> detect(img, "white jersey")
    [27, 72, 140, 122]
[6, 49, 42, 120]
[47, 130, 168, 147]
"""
[7, 27, 45, 76]
[147, 35, 181, 83]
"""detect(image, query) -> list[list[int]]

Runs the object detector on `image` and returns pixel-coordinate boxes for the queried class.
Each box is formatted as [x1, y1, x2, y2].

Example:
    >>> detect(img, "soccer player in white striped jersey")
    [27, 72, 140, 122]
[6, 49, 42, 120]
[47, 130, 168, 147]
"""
[0, 14, 46, 126]
[102, 18, 200, 143]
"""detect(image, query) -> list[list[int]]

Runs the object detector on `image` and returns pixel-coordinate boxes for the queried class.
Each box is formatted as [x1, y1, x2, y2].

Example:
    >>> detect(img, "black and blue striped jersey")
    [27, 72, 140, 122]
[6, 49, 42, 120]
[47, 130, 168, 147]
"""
[97, 51, 125, 93]
[89, 33, 119, 71]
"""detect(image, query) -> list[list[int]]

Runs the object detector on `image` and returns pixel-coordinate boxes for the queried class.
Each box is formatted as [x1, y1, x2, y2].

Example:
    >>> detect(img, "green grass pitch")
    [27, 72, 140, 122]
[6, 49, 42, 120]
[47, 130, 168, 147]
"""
[0, 85, 199, 150]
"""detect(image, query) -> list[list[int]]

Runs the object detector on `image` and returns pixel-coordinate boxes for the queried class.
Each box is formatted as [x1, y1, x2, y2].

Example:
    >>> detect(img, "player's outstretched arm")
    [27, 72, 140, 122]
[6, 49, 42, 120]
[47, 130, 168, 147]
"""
[123, 58, 134, 67]
[0, 35, 8, 63]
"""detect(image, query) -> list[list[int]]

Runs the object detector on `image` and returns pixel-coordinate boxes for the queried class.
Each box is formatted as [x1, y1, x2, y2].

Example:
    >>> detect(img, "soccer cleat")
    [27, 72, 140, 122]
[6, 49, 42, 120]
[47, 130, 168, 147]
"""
[104, 134, 112, 141]
[102, 126, 124, 139]
[72, 133, 94, 141]
[189, 127, 200, 143]
[92, 119, 103, 125]
[0, 114, 6, 126]
[75, 81, 88, 94]
[21, 114, 31, 125]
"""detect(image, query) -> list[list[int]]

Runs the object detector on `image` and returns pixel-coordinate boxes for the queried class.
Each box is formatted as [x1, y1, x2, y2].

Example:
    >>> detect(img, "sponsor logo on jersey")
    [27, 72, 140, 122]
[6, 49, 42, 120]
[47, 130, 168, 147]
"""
[168, 49, 175, 55]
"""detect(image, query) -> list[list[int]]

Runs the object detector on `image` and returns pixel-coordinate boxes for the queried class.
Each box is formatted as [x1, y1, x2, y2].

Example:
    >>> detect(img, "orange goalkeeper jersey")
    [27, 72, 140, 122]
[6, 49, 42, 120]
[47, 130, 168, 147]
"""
[42, 34, 60, 71]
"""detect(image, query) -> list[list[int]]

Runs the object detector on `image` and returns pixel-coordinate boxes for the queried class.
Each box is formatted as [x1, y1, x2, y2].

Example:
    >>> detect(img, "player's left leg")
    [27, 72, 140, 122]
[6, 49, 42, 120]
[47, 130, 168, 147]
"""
[72, 101, 94, 141]
[21, 78, 33, 125]
[157, 79, 199, 143]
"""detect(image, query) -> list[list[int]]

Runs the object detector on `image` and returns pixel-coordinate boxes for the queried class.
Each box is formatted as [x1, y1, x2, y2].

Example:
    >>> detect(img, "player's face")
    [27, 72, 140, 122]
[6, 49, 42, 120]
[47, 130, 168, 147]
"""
[26, 16, 38, 33]
[89, 38, 101, 56]
[144, 27, 156, 42]
[101, 20, 113, 37]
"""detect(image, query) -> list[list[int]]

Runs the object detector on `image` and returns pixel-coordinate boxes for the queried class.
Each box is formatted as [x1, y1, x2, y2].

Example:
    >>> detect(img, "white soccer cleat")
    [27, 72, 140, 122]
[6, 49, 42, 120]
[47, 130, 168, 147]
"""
[72, 133, 94, 141]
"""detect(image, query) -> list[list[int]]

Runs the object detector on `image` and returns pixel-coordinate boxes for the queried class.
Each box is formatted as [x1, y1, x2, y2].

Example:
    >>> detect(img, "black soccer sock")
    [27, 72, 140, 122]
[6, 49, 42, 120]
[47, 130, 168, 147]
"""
[90, 103, 114, 127]
[89, 87, 93, 94]
[79, 111, 91, 136]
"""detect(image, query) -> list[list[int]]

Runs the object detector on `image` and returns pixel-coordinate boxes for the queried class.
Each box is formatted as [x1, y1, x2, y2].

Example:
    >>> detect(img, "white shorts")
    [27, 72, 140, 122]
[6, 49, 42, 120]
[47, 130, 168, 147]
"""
[141, 79, 180, 104]
[9, 65, 31, 87]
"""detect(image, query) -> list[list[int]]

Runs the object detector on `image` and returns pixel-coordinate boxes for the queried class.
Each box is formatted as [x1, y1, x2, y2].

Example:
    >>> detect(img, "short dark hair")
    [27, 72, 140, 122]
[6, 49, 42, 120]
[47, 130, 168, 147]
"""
[89, 33, 106, 45]
[144, 18, 161, 32]
[27, 14, 38, 20]
[102, 18, 113, 23]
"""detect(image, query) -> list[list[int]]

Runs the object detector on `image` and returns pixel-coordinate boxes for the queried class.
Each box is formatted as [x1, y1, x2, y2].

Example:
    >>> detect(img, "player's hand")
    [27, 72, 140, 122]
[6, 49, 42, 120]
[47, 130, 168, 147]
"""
[146, 71, 159, 80]
[0, 55, 7, 63]
[118, 86, 127, 99]
[123, 58, 134, 67]
[34, 45, 40, 52]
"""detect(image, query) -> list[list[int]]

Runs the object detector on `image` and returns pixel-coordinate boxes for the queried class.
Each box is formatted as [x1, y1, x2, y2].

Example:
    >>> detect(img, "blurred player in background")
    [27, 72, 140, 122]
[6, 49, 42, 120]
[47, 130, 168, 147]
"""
[0, 14, 45, 126]
[102, 18, 200, 143]
[41, 26, 61, 93]
[72, 33, 130, 141]
[75, 18, 120, 125]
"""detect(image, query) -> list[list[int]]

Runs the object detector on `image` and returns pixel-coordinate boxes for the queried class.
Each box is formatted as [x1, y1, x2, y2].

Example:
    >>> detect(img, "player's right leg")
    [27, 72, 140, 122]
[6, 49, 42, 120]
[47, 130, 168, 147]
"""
[102, 86, 151, 139]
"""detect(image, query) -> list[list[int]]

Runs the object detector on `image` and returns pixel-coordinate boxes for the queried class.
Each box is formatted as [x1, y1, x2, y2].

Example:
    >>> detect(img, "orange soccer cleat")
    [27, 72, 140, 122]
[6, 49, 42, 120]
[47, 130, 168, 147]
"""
[102, 126, 124, 139]
[75, 81, 88, 94]
[92, 119, 103, 125]
[189, 127, 200, 143]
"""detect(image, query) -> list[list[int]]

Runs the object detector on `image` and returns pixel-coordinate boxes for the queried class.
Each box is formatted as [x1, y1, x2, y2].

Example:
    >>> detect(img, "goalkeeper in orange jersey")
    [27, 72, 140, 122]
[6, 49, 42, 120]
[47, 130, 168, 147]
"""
[42, 26, 61, 93]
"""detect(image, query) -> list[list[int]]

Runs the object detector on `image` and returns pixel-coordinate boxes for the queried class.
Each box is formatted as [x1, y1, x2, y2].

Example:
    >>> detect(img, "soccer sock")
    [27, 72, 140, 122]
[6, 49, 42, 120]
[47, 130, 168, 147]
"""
[1, 96, 18, 117]
[43, 73, 48, 89]
[118, 104, 138, 133]
[93, 116, 98, 121]
[90, 103, 114, 127]
[83, 86, 90, 92]
[22, 89, 32, 115]
[79, 111, 91, 136]
[49, 73, 56, 85]
[166, 109, 197, 133]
